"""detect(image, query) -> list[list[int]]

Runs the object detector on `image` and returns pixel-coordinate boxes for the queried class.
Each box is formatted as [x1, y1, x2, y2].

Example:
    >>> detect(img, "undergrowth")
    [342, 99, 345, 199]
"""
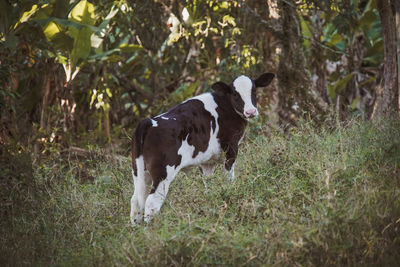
[1, 118, 400, 266]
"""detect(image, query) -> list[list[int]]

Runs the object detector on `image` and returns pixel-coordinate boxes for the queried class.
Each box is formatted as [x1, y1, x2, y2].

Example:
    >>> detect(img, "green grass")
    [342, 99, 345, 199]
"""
[1, 118, 400, 266]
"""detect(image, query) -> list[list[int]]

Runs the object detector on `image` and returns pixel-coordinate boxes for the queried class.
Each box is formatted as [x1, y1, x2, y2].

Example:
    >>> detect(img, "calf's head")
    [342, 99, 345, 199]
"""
[212, 73, 275, 119]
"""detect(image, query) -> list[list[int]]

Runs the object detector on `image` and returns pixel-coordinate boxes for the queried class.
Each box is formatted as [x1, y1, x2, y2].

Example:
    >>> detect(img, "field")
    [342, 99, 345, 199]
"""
[2, 118, 400, 266]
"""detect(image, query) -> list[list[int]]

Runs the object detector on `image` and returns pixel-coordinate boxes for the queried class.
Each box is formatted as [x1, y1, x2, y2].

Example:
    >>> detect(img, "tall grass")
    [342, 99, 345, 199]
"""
[1, 118, 400, 266]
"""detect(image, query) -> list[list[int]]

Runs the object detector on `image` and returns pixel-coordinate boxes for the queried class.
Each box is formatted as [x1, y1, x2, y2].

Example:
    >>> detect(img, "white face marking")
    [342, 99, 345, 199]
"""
[151, 119, 158, 127]
[233, 75, 258, 117]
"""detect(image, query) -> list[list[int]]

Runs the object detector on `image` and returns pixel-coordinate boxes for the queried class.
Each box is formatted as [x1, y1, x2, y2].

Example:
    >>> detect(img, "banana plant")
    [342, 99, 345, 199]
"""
[16, 0, 121, 83]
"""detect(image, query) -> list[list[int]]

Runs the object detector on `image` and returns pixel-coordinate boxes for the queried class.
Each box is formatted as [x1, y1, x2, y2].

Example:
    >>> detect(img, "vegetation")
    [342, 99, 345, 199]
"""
[2, 118, 400, 265]
[1, 0, 400, 265]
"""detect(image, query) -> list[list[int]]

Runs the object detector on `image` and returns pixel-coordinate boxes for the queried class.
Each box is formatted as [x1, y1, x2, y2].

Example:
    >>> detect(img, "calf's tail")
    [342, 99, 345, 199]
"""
[131, 118, 152, 175]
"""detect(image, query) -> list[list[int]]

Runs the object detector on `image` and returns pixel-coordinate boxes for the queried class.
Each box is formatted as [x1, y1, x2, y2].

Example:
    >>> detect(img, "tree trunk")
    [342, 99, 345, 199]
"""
[276, 0, 324, 126]
[394, 0, 400, 111]
[371, 0, 398, 118]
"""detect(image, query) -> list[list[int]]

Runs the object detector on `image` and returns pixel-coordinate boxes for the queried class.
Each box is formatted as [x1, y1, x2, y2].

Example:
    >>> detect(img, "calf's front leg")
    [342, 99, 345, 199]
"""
[224, 144, 238, 182]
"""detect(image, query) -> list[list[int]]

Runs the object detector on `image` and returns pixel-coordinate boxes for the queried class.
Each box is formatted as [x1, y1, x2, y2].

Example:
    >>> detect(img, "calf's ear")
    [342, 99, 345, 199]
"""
[254, 73, 275, 88]
[212, 81, 231, 94]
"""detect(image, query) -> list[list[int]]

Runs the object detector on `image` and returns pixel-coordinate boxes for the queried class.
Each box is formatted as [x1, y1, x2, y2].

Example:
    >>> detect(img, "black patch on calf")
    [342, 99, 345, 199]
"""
[213, 92, 247, 166]
[251, 85, 257, 107]
[230, 91, 246, 116]
[254, 73, 275, 87]
[213, 81, 247, 118]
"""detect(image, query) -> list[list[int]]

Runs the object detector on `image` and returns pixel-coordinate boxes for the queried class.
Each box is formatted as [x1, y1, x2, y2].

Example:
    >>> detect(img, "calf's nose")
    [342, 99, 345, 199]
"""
[244, 108, 258, 118]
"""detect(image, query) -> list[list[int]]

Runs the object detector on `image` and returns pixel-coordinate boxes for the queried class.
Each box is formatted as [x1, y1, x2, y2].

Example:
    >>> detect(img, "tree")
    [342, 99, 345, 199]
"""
[371, 0, 398, 118]
[275, 0, 325, 125]
[394, 0, 400, 112]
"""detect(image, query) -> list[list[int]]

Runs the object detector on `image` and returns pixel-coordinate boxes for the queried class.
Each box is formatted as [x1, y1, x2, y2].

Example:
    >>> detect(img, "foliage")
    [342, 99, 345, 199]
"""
[1, 0, 277, 148]
[299, 0, 383, 117]
[1, 0, 389, 150]
[1, 118, 400, 265]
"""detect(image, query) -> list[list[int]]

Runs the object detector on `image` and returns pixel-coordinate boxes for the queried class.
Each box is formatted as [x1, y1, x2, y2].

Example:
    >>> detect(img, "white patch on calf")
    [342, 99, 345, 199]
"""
[151, 119, 158, 127]
[180, 93, 222, 168]
[233, 75, 258, 116]
[177, 129, 220, 169]
[191, 93, 219, 118]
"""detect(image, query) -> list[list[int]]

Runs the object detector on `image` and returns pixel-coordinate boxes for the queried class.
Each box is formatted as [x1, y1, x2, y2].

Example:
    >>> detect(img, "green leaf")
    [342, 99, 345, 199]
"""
[97, 5, 119, 30]
[170, 81, 200, 102]
[359, 10, 377, 28]
[119, 44, 142, 53]
[69, 0, 96, 25]
[328, 84, 336, 100]
[359, 76, 377, 86]
[35, 18, 100, 32]
[328, 33, 343, 46]
[15, 4, 40, 29]
[90, 89, 97, 107]
[68, 0, 96, 66]
[43, 21, 61, 41]
[335, 73, 354, 93]
[106, 88, 112, 98]
[70, 26, 93, 66]
[300, 16, 311, 39]
[52, 0, 69, 18]
[335, 41, 346, 51]
[364, 39, 383, 65]
[328, 73, 354, 100]
[3, 34, 18, 48]
[88, 48, 120, 60]
[91, 5, 119, 49]
[51, 32, 74, 51]
[363, 0, 377, 12]
[222, 15, 236, 26]
[350, 97, 360, 110]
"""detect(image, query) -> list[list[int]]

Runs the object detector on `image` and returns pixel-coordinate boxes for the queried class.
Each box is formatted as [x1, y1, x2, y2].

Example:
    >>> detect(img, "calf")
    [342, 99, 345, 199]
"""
[130, 73, 274, 224]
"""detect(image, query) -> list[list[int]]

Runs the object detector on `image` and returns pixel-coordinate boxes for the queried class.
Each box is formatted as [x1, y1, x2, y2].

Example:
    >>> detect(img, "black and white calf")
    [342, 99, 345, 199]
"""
[130, 73, 274, 224]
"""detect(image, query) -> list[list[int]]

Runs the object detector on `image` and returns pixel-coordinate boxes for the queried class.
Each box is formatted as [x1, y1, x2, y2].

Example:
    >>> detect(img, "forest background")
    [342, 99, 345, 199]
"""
[1, 0, 400, 265]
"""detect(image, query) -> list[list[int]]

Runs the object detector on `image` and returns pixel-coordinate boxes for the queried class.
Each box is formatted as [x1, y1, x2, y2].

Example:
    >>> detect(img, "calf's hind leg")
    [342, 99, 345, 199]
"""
[130, 172, 151, 224]
[130, 157, 152, 225]
[144, 166, 177, 223]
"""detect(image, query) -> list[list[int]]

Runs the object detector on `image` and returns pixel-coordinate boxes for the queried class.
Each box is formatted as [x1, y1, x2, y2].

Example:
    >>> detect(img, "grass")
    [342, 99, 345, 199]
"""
[1, 118, 400, 266]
